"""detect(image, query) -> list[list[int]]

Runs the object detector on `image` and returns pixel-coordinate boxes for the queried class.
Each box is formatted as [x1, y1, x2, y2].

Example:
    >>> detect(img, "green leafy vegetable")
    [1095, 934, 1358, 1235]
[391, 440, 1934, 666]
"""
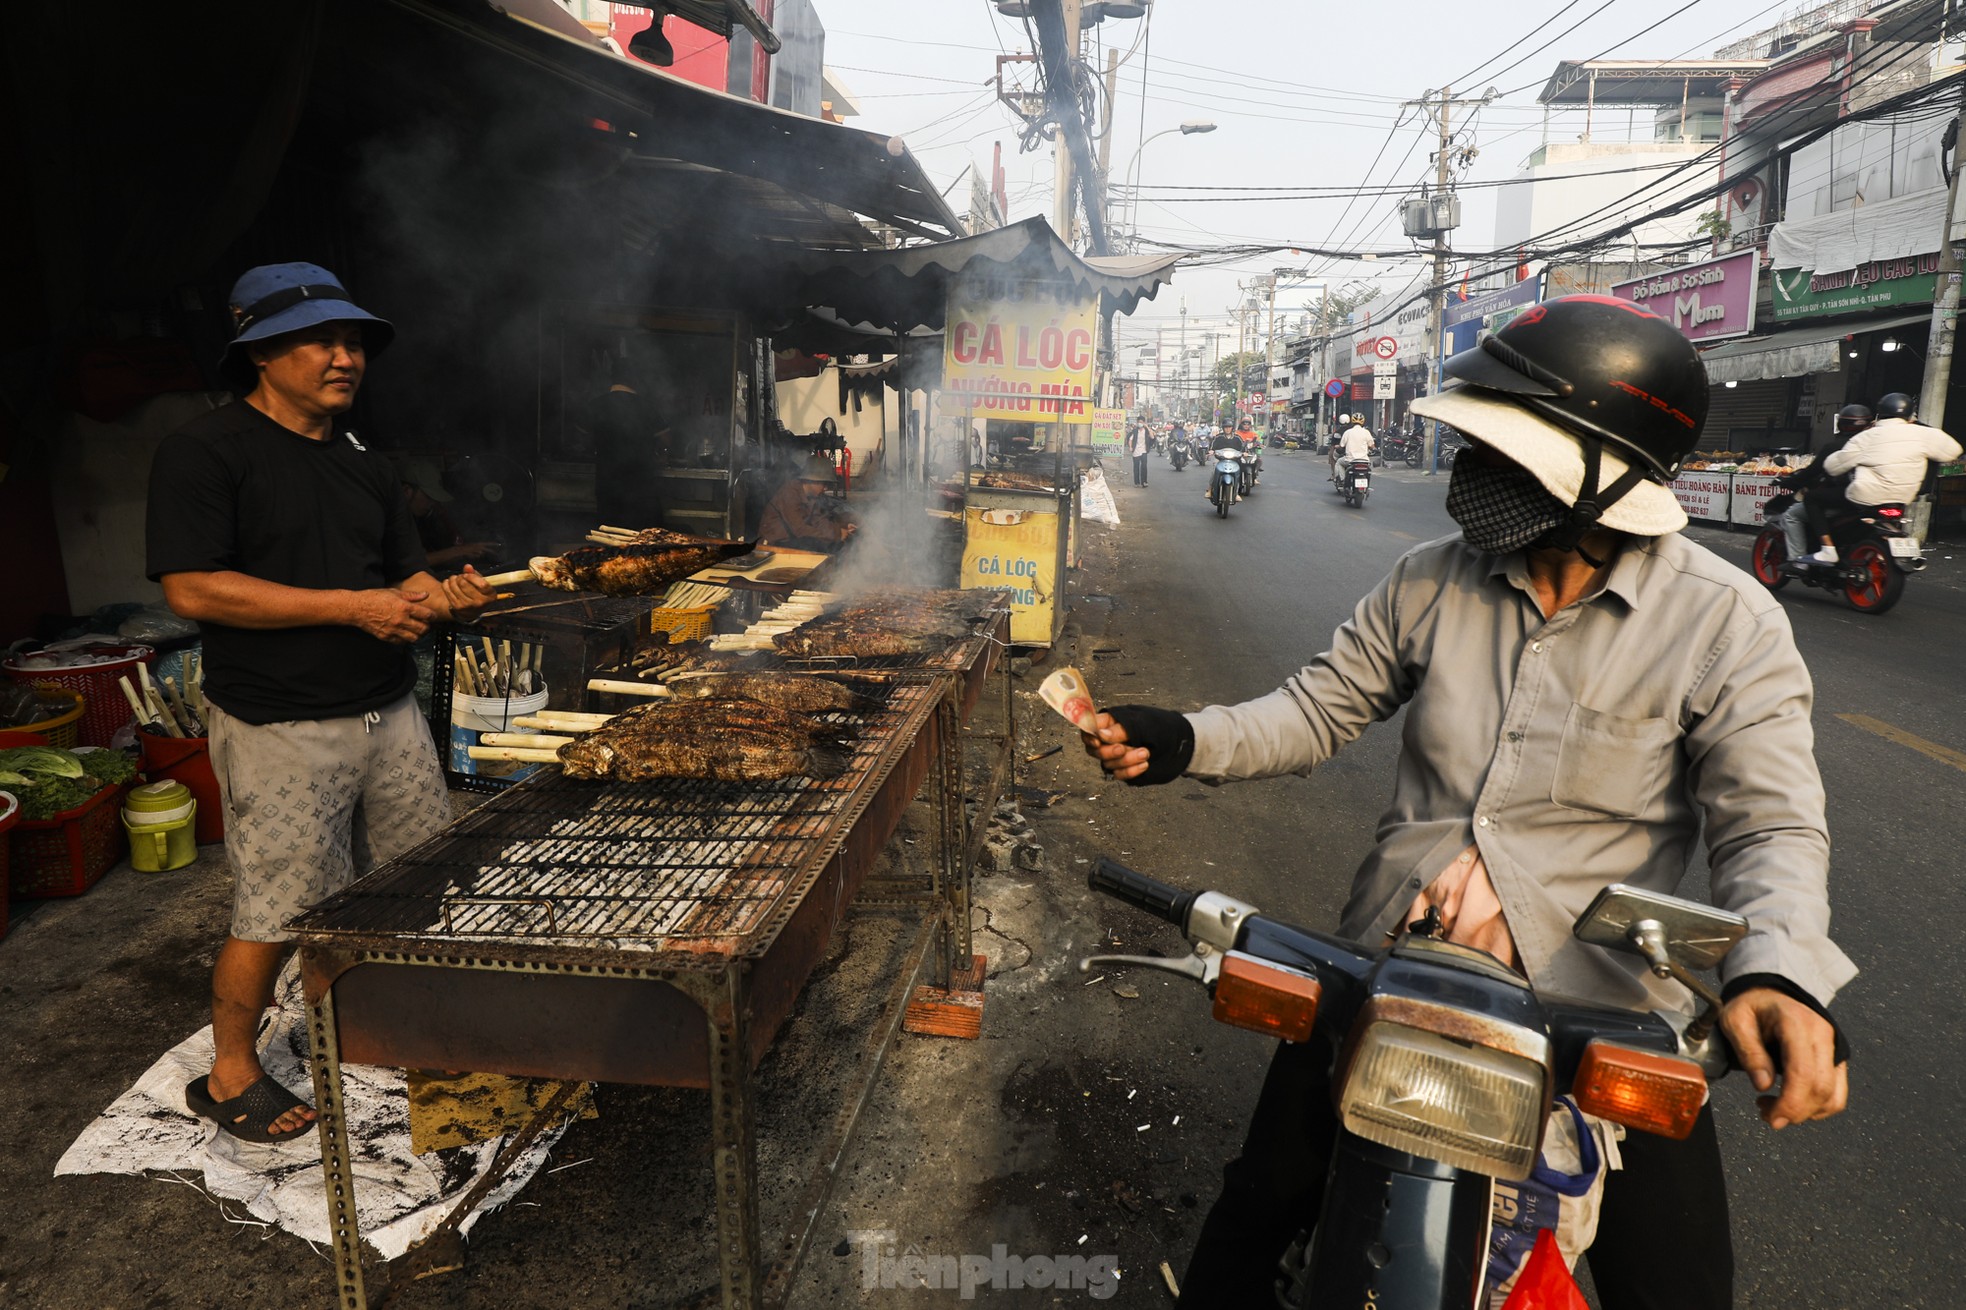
[0, 746, 85, 781]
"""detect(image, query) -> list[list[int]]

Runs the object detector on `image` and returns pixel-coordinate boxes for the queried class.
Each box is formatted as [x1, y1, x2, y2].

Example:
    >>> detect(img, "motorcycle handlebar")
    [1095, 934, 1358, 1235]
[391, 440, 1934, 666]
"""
[1089, 858, 1198, 928]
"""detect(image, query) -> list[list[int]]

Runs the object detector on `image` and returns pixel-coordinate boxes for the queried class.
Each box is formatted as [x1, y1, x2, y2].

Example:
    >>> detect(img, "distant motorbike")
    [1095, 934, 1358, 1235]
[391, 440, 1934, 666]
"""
[1340, 456, 1372, 508]
[1751, 490, 1924, 615]
[1080, 859, 1741, 1310]
[1210, 448, 1242, 518]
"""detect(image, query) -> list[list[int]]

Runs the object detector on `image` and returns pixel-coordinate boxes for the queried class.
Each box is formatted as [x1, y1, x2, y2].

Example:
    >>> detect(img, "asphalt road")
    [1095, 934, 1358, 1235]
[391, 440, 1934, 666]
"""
[1012, 445, 1966, 1307]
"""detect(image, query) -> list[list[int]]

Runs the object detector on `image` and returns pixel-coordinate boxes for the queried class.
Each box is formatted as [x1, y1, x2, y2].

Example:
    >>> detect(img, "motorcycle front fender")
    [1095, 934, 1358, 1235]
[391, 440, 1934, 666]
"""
[1285, 1132, 1488, 1310]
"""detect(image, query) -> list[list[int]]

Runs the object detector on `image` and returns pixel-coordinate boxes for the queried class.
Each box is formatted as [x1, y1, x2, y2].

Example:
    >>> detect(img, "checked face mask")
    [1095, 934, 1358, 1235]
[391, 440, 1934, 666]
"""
[1445, 452, 1572, 555]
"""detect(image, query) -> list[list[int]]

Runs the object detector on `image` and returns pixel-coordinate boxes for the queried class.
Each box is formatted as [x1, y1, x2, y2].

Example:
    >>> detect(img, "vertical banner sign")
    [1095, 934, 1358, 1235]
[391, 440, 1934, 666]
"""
[1088, 408, 1125, 457]
[960, 507, 1062, 644]
[942, 277, 1098, 424]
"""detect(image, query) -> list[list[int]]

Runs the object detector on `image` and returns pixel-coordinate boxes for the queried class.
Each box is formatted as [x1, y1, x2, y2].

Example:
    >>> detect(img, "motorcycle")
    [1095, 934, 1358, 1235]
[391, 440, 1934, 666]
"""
[1238, 442, 1263, 497]
[1750, 490, 1924, 615]
[1169, 436, 1190, 473]
[1081, 858, 1740, 1310]
[1340, 456, 1372, 507]
[1381, 432, 1422, 467]
[1209, 448, 1243, 518]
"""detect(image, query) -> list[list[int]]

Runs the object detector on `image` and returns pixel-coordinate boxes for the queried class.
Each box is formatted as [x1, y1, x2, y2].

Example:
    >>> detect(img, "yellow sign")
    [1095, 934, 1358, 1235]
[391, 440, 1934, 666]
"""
[961, 505, 1061, 644]
[942, 276, 1096, 424]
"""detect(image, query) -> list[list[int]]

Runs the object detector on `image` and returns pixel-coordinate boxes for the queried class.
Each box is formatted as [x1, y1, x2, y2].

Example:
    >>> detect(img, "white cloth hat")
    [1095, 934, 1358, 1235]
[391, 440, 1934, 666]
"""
[1412, 385, 1687, 536]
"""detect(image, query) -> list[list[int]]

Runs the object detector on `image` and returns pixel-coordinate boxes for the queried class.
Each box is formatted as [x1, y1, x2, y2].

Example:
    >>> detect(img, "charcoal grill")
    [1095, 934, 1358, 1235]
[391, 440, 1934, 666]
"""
[293, 594, 1012, 1309]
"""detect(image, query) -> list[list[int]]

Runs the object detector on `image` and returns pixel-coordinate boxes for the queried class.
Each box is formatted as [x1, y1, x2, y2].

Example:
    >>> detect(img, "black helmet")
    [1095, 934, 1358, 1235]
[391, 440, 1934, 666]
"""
[1442, 295, 1707, 479]
[1835, 403, 1873, 434]
[1875, 392, 1915, 420]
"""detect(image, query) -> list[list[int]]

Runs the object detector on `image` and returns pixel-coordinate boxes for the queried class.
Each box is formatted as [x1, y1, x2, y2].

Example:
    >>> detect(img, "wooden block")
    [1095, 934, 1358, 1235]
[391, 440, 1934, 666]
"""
[949, 952, 988, 992]
[903, 985, 985, 1039]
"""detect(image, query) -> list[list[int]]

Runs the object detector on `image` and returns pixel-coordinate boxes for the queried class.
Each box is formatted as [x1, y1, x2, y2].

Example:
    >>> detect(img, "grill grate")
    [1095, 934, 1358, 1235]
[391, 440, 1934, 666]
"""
[291, 677, 942, 959]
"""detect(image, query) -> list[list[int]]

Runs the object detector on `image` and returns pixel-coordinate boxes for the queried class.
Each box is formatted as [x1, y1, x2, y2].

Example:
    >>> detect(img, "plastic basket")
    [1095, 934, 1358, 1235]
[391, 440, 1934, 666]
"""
[10, 782, 126, 899]
[13, 685, 85, 750]
[650, 604, 719, 644]
[3, 645, 154, 747]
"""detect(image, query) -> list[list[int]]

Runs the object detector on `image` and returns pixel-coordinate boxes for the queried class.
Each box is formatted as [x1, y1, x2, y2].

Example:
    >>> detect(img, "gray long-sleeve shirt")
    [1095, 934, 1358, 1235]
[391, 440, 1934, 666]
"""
[1185, 532, 1857, 1016]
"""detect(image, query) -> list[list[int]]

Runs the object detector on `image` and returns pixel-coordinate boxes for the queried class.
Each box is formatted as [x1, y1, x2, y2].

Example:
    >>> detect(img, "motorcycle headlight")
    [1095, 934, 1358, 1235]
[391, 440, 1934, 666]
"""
[1337, 998, 1551, 1181]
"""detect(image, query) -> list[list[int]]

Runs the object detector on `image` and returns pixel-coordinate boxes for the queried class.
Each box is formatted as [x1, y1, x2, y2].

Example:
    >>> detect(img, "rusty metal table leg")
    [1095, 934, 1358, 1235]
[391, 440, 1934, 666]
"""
[927, 691, 969, 989]
[308, 983, 371, 1310]
[703, 964, 764, 1309]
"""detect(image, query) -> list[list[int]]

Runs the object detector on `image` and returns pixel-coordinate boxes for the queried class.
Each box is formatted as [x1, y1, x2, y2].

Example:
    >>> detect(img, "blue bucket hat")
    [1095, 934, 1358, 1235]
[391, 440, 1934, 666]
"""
[220, 262, 394, 382]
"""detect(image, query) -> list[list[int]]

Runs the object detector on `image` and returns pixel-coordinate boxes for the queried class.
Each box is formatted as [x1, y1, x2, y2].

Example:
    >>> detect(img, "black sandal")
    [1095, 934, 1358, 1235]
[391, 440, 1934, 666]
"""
[185, 1074, 316, 1142]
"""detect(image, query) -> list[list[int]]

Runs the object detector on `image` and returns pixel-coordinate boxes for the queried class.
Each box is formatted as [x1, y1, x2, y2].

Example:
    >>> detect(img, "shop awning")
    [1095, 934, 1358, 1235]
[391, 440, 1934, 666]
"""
[1765, 187, 1947, 275]
[1699, 312, 1929, 383]
[793, 217, 1184, 332]
[389, 0, 963, 241]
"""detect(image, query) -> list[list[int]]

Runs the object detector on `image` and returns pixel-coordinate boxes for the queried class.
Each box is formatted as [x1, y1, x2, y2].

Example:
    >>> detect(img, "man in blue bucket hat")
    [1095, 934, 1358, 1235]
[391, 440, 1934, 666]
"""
[146, 262, 496, 1142]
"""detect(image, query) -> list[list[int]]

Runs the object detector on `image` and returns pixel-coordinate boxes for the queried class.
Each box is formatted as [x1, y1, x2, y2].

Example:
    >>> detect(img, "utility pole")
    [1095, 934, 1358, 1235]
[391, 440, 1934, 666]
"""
[1426, 85, 1453, 473]
[1179, 299, 1188, 422]
[1049, 0, 1082, 244]
[1920, 83, 1966, 430]
[1234, 293, 1248, 424]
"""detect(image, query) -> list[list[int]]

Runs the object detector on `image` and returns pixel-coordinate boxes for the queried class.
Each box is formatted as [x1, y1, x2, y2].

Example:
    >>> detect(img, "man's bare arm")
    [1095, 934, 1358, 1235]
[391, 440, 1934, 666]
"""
[161, 571, 437, 644]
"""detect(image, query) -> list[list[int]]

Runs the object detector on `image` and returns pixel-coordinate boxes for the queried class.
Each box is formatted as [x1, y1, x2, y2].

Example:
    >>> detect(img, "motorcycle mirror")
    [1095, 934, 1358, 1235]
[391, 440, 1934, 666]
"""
[1573, 884, 1747, 971]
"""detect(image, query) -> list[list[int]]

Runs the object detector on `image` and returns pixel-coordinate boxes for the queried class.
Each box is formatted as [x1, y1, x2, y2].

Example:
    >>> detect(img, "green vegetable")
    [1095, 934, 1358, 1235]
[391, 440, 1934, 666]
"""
[0, 770, 31, 787]
[0, 746, 85, 781]
[81, 750, 137, 786]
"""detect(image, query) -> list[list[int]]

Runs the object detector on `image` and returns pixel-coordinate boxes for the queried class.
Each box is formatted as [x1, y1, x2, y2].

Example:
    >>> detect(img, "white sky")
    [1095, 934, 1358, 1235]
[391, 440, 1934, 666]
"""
[822, 0, 1808, 362]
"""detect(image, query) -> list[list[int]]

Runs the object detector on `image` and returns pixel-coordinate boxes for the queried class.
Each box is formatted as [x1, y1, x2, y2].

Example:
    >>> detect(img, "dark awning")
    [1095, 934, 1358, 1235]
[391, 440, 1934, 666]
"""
[793, 216, 1184, 333]
[394, 0, 963, 241]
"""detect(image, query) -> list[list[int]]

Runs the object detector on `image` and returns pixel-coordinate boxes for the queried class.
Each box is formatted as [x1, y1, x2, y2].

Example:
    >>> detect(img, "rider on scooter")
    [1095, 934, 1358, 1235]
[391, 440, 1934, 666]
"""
[1204, 424, 1246, 502]
[1331, 413, 1376, 482]
[1776, 404, 1870, 562]
[1236, 416, 1264, 486]
[1800, 392, 1961, 563]
[1082, 296, 1852, 1309]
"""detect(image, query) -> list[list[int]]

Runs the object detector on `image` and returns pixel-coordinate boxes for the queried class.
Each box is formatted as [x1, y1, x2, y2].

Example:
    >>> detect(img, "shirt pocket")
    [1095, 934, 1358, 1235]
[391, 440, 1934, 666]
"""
[1550, 704, 1679, 819]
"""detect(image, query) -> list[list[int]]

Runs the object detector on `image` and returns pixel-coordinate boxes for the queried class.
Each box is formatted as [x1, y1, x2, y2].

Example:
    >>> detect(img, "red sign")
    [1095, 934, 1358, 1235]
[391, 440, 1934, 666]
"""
[1374, 337, 1399, 360]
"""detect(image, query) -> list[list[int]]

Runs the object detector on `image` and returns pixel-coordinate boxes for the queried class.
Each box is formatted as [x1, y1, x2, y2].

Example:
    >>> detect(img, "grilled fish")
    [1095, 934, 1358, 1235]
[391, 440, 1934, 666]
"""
[557, 697, 851, 783]
[531, 534, 753, 596]
[662, 672, 883, 717]
[773, 587, 986, 659]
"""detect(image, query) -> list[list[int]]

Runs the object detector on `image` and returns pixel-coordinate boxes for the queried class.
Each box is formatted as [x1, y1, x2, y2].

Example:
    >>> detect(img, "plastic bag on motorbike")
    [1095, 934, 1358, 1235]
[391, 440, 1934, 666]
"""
[1484, 1096, 1623, 1310]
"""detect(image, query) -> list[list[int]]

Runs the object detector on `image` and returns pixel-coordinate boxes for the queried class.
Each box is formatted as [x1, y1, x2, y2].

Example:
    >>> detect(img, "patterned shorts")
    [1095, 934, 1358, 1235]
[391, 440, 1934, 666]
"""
[206, 693, 451, 942]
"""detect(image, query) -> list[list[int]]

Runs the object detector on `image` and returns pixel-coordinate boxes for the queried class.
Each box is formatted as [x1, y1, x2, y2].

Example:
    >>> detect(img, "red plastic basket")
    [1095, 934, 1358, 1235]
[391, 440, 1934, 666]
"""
[3, 645, 155, 748]
[9, 782, 126, 899]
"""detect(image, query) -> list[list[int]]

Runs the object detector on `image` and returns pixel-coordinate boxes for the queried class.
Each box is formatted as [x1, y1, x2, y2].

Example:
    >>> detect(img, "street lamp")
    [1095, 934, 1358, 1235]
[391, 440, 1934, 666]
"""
[1121, 120, 1217, 252]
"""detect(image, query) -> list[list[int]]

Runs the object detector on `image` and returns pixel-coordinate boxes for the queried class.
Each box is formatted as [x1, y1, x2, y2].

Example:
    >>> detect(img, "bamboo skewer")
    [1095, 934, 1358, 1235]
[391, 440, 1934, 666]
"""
[587, 678, 673, 698]
[466, 745, 561, 764]
[118, 675, 157, 728]
[479, 731, 573, 749]
[512, 712, 612, 731]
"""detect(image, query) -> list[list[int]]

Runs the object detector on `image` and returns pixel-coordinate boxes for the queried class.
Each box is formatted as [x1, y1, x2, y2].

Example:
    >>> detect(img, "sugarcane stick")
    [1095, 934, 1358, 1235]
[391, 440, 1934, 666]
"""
[466, 745, 562, 764]
[479, 731, 573, 749]
[162, 677, 198, 734]
[586, 678, 673, 698]
[512, 714, 611, 732]
[147, 685, 185, 737]
[520, 708, 614, 723]
[119, 675, 158, 727]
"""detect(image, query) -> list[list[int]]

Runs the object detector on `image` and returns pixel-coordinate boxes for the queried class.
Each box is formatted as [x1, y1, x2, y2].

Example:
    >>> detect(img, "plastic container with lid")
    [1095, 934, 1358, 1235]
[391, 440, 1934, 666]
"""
[122, 779, 198, 873]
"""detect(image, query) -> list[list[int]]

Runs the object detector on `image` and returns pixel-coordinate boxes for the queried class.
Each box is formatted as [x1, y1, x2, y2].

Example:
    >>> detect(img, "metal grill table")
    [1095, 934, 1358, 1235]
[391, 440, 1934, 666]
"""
[291, 598, 1011, 1309]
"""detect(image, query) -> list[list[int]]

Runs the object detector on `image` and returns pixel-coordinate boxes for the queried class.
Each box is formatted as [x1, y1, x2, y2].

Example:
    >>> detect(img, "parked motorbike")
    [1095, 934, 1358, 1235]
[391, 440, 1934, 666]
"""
[1210, 449, 1242, 518]
[1340, 456, 1372, 507]
[1750, 490, 1924, 615]
[1081, 858, 1739, 1310]
[1170, 436, 1190, 472]
[1381, 432, 1422, 467]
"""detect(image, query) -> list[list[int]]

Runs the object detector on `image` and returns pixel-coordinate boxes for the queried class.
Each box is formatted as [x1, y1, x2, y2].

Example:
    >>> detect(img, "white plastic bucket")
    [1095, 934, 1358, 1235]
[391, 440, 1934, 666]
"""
[449, 686, 551, 780]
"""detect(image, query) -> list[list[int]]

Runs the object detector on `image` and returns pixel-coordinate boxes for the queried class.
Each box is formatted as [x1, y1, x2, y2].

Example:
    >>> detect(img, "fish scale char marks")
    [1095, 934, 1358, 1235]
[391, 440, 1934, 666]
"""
[773, 587, 987, 658]
[556, 696, 852, 782]
[537, 535, 752, 596]
[666, 672, 884, 717]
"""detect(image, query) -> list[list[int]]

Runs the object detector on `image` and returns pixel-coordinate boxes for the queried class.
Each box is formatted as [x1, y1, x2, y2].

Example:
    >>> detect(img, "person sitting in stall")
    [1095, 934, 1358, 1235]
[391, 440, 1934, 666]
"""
[399, 457, 499, 571]
[760, 455, 857, 552]
[589, 358, 672, 531]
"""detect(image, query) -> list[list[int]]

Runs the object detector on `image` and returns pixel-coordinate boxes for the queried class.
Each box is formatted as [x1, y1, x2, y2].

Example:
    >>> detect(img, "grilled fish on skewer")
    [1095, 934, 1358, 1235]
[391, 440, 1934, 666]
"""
[772, 587, 986, 659]
[484, 532, 752, 596]
[556, 697, 852, 782]
[662, 672, 883, 717]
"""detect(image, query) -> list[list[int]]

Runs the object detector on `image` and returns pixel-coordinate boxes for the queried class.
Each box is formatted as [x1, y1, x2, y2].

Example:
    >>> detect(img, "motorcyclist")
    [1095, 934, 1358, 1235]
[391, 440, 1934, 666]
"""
[1235, 416, 1264, 487]
[1204, 423, 1245, 502]
[1775, 404, 1871, 562]
[1082, 296, 1851, 1309]
[1330, 413, 1376, 483]
[1801, 391, 1962, 563]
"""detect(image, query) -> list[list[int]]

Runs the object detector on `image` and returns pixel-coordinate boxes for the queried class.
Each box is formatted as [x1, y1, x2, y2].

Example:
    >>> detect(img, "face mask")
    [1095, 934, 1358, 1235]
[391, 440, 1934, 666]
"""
[1445, 454, 1571, 554]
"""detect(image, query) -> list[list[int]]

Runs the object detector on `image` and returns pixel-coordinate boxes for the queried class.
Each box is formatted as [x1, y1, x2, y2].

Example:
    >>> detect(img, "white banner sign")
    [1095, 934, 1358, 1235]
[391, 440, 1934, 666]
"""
[1669, 474, 1732, 523]
[1728, 473, 1784, 526]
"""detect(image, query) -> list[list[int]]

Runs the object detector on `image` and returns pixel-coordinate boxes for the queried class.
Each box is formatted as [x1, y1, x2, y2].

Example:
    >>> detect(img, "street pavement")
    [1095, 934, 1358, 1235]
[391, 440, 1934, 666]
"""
[798, 446, 1966, 1307]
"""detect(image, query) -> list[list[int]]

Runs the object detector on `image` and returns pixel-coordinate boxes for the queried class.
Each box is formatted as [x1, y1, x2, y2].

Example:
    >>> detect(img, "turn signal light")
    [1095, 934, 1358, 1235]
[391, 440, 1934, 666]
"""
[1212, 952, 1321, 1042]
[1572, 1041, 1707, 1140]
[1877, 506, 1905, 518]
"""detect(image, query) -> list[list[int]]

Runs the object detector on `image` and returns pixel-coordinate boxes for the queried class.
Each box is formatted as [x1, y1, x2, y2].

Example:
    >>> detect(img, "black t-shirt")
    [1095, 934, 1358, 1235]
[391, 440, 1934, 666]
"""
[145, 401, 428, 724]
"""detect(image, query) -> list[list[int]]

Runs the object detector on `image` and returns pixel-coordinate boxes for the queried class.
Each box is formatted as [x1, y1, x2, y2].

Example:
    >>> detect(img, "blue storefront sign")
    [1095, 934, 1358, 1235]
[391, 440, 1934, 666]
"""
[1441, 277, 1545, 360]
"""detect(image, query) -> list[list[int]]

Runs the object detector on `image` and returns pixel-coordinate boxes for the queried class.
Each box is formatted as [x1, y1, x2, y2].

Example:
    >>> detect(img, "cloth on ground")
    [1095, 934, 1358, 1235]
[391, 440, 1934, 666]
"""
[54, 959, 579, 1261]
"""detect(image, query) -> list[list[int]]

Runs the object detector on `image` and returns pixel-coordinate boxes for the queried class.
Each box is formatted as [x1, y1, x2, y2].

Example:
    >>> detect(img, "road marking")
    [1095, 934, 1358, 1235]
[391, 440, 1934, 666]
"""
[1386, 530, 1417, 541]
[1835, 714, 1966, 774]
